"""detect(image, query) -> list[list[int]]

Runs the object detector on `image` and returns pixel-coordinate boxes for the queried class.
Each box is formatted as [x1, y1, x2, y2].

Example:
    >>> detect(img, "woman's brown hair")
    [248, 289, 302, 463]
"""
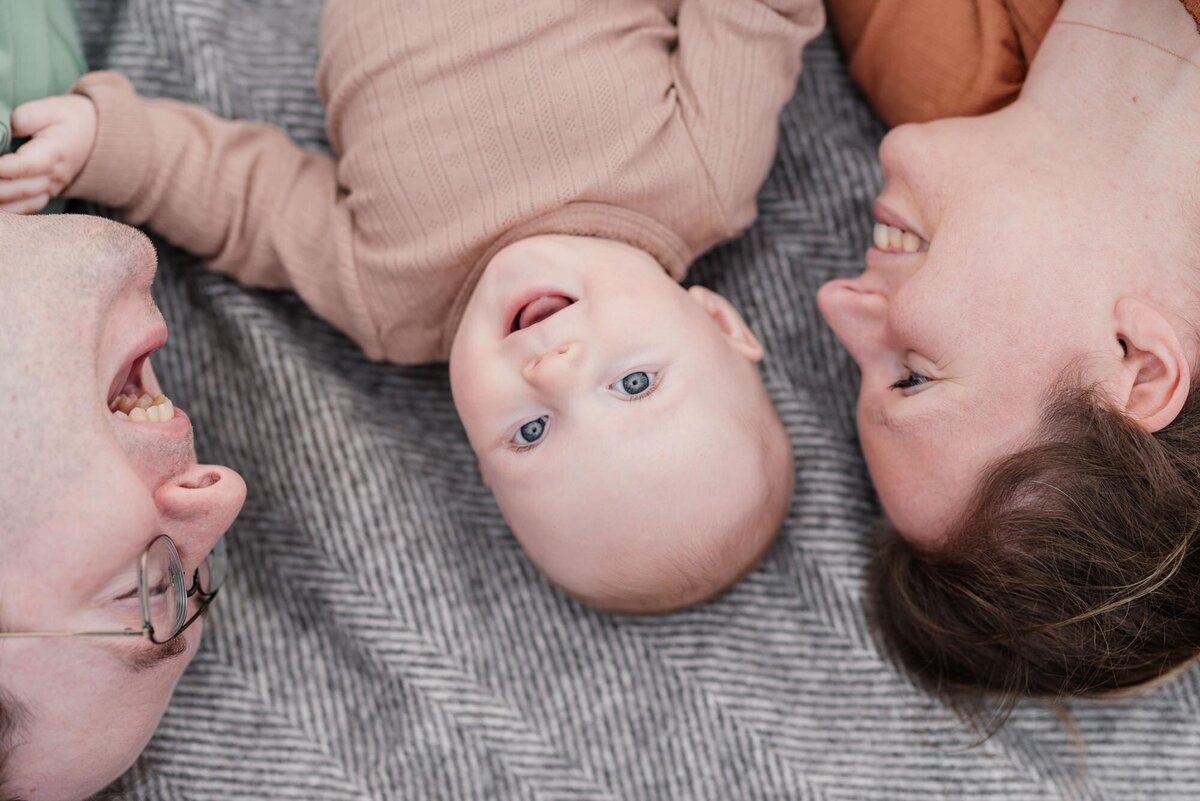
[873, 378, 1200, 703]
[0, 687, 27, 801]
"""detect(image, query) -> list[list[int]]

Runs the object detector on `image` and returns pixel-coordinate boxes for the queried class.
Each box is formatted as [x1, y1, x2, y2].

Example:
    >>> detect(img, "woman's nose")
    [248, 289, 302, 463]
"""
[816, 278, 889, 364]
[155, 464, 247, 568]
[879, 122, 926, 187]
[878, 120, 948, 235]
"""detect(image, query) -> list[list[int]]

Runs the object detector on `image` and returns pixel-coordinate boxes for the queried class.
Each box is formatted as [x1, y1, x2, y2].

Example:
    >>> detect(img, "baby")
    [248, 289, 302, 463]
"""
[0, 0, 819, 612]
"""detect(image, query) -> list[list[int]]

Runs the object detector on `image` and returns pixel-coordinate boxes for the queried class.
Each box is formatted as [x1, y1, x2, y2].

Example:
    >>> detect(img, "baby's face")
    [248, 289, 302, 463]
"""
[450, 234, 782, 607]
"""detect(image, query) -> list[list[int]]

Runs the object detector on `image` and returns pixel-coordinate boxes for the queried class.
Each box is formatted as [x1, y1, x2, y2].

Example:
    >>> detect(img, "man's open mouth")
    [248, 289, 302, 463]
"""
[509, 292, 575, 335]
[107, 350, 177, 423]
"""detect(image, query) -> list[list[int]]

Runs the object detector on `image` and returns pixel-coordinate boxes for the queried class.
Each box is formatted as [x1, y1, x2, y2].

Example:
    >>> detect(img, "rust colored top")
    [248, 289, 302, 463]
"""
[828, 0, 1200, 127]
[66, 0, 823, 363]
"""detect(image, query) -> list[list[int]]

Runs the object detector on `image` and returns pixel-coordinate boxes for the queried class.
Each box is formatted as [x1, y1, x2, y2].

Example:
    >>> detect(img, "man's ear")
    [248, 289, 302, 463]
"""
[687, 285, 764, 363]
[1111, 297, 1191, 433]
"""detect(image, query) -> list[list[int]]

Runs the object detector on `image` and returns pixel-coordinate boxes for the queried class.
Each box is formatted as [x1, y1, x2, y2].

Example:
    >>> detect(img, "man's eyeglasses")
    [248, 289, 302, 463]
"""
[0, 535, 226, 645]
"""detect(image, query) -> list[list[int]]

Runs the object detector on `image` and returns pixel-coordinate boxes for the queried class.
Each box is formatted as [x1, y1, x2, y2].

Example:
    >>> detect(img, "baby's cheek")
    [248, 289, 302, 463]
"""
[448, 347, 489, 423]
[446, 375, 504, 476]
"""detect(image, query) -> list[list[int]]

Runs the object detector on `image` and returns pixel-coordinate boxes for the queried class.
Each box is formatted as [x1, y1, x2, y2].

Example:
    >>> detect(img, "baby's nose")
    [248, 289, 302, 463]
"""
[522, 340, 584, 385]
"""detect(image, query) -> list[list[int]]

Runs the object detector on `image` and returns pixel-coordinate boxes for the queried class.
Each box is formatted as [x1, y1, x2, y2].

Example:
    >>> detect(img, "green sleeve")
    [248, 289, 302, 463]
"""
[0, 0, 86, 155]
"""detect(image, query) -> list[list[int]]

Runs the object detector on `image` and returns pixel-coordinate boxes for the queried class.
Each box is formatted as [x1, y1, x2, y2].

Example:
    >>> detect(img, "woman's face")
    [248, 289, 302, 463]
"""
[818, 109, 1138, 546]
[0, 214, 246, 800]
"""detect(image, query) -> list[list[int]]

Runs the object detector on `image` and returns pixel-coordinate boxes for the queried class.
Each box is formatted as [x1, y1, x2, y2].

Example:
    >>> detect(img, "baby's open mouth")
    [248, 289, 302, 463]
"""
[107, 351, 177, 423]
[510, 293, 575, 334]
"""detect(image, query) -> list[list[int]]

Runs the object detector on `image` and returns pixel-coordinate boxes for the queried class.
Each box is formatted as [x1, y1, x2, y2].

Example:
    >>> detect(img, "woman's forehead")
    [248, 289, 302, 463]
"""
[863, 374, 1052, 544]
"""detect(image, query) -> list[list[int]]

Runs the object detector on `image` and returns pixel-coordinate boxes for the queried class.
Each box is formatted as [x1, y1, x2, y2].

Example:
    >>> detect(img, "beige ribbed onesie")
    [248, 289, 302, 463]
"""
[67, 0, 824, 363]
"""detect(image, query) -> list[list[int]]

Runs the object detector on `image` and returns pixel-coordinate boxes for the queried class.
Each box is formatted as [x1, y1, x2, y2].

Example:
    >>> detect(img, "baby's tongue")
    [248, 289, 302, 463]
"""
[518, 295, 571, 330]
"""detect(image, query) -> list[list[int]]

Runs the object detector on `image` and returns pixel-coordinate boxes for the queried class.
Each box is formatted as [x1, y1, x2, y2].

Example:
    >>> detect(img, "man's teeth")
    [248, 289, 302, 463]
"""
[873, 223, 928, 254]
[110, 393, 175, 423]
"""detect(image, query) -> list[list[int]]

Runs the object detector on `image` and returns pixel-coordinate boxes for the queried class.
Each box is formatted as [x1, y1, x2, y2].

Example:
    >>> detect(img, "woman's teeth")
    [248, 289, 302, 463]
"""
[873, 222, 928, 254]
[110, 393, 176, 423]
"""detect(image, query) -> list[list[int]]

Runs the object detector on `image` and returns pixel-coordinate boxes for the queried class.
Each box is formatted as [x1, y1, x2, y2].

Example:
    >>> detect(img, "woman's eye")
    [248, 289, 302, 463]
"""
[511, 416, 548, 447]
[889, 371, 932, 395]
[610, 370, 658, 398]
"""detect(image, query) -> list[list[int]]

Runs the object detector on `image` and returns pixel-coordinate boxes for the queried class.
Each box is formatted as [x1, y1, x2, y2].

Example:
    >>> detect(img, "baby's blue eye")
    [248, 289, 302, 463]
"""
[611, 370, 658, 398]
[512, 416, 547, 446]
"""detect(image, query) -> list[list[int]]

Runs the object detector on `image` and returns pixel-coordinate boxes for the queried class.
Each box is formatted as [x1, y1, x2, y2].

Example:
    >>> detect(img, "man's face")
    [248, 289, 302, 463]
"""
[0, 214, 245, 800]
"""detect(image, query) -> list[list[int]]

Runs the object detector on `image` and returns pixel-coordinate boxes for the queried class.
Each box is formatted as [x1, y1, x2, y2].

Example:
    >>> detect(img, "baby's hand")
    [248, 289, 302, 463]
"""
[0, 95, 97, 214]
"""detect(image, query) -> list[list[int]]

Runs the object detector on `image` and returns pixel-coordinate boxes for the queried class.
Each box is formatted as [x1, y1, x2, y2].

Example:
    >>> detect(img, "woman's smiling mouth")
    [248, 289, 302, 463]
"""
[873, 222, 929, 253]
[871, 199, 930, 253]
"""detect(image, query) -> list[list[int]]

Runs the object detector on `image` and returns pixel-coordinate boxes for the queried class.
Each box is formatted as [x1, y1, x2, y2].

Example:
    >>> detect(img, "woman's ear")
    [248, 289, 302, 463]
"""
[687, 285, 764, 362]
[1112, 297, 1191, 433]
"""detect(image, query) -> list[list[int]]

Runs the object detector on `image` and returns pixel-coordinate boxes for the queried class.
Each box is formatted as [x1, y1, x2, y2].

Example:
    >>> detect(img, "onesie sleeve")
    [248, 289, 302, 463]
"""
[66, 71, 382, 359]
[670, 0, 824, 237]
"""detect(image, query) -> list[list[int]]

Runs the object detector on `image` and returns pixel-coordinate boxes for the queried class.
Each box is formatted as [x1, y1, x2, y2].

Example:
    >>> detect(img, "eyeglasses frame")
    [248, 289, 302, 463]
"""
[0, 534, 221, 645]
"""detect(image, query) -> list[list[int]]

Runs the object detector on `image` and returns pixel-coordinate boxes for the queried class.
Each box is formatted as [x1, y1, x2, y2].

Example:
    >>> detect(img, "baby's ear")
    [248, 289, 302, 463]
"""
[687, 285, 764, 363]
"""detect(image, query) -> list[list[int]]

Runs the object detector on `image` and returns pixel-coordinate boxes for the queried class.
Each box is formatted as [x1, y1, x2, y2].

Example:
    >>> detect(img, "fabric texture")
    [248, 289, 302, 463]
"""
[828, 0, 1200, 126]
[67, 0, 823, 364]
[1186, 0, 1200, 32]
[827, 0, 1061, 126]
[72, 1, 1200, 799]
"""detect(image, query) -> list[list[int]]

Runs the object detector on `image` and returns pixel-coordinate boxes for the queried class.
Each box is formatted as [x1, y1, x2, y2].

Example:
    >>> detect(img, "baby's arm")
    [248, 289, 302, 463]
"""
[671, 0, 825, 236]
[0, 94, 94, 213]
[0, 71, 380, 358]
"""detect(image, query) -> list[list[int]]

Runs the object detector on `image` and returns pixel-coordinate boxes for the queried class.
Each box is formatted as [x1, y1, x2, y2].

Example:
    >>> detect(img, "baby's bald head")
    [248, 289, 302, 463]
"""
[494, 369, 793, 612]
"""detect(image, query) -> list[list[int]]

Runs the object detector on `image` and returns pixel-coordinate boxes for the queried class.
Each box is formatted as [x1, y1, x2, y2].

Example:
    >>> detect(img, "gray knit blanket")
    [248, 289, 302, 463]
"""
[75, 1, 1200, 799]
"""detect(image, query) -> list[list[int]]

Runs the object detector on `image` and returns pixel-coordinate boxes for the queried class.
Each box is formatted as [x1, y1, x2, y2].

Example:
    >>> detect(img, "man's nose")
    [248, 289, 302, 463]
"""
[154, 464, 247, 571]
[816, 278, 890, 364]
[522, 340, 584, 393]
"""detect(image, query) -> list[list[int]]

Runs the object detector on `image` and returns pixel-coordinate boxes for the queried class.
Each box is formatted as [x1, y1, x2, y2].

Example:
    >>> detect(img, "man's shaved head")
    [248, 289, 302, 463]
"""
[0, 214, 158, 541]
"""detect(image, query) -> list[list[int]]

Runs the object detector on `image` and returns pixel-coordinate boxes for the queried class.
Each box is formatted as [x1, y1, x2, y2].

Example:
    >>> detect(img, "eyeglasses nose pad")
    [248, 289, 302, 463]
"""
[202, 536, 229, 593]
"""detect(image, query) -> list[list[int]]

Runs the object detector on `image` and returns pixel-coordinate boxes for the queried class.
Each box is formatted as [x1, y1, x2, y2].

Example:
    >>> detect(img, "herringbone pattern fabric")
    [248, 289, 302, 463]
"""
[74, 1, 1200, 799]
